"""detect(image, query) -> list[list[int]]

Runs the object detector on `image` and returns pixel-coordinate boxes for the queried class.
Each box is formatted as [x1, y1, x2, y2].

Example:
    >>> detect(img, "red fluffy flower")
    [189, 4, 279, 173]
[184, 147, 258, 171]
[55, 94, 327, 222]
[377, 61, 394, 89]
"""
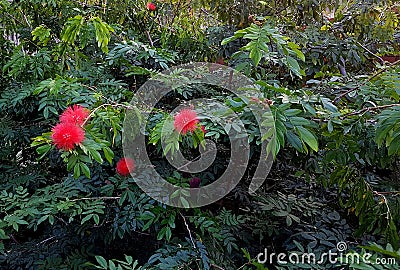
[174, 109, 199, 135]
[51, 122, 85, 151]
[60, 105, 90, 126]
[116, 158, 135, 176]
[146, 2, 156, 11]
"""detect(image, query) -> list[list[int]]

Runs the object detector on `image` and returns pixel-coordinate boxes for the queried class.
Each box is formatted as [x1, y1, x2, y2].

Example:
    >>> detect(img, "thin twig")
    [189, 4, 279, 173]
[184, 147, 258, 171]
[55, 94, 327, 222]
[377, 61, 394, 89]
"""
[81, 103, 133, 126]
[176, 147, 216, 171]
[373, 192, 391, 220]
[237, 261, 253, 270]
[180, 213, 196, 248]
[341, 103, 400, 118]
[81, 84, 98, 92]
[56, 216, 68, 225]
[69, 196, 121, 202]
[373, 191, 400, 195]
[36, 236, 57, 246]
[145, 30, 154, 47]
[10, 234, 19, 244]
[356, 41, 384, 65]
[211, 264, 225, 270]
[365, 182, 392, 221]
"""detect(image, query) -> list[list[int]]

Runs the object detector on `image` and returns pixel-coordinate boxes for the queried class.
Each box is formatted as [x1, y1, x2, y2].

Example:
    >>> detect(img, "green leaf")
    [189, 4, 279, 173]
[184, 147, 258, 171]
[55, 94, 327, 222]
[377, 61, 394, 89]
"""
[125, 66, 152, 76]
[287, 42, 305, 61]
[296, 126, 318, 152]
[327, 120, 334, 133]
[180, 196, 190, 208]
[95, 256, 108, 269]
[80, 163, 91, 178]
[0, 229, 9, 240]
[62, 15, 84, 44]
[249, 47, 262, 66]
[32, 25, 51, 45]
[284, 109, 302, 117]
[93, 214, 100, 225]
[165, 227, 172, 241]
[73, 163, 81, 178]
[67, 155, 79, 171]
[81, 214, 93, 224]
[37, 215, 49, 226]
[90, 17, 114, 53]
[103, 147, 114, 164]
[89, 149, 103, 164]
[287, 56, 302, 77]
[358, 244, 400, 259]
[36, 144, 52, 156]
[221, 35, 240, 45]
[286, 130, 304, 152]
[321, 97, 338, 112]
[48, 215, 55, 225]
[157, 227, 167, 240]
[286, 216, 292, 226]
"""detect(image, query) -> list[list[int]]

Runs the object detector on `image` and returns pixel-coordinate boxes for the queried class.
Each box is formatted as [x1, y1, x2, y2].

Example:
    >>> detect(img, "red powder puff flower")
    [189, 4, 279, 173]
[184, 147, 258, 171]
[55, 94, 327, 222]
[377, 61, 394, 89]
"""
[174, 109, 199, 135]
[60, 105, 90, 126]
[146, 2, 156, 11]
[51, 122, 85, 151]
[116, 158, 135, 176]
[189, 177, 201, 188]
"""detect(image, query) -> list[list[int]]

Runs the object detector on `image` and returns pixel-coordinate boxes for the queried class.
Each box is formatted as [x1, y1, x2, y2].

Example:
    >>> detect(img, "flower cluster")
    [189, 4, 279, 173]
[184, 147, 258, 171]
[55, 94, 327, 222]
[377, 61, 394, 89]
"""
[51, 105, 89, 151]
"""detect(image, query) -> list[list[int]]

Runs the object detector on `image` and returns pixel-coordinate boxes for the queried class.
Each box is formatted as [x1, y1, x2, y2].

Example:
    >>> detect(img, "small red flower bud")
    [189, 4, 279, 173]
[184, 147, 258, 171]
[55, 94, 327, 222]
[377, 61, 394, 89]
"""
[146, 2, 156, 11]
[116, 158, 135, 176]
[189, 177, 201, 188]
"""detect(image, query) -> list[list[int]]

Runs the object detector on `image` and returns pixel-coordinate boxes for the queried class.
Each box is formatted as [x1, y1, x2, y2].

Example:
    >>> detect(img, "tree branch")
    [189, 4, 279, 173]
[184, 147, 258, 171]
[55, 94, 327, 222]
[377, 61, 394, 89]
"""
[334, 59, 400, 104]
[357, 41, 384, 65]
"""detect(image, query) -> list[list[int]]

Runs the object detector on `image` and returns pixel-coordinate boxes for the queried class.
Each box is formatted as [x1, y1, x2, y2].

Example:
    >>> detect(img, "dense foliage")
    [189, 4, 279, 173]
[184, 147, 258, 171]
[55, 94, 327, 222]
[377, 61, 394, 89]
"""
[1, 0, 400, 269]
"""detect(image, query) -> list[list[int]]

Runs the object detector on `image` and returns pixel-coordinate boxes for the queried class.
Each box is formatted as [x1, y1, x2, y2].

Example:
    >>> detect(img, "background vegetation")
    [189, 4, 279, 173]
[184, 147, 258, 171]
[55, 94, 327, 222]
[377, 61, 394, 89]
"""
[1, 0, 400, 269]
